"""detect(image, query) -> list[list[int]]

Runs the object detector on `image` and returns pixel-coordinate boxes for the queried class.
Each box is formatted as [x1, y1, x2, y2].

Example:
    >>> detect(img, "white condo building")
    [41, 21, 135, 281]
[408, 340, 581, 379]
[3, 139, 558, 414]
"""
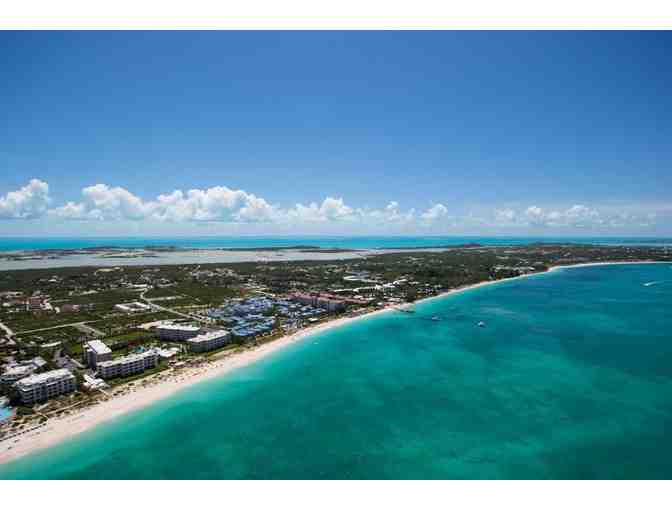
[16, 369, 77, 404]
[97, 351, 158, 380]
[1, 364, 36, 386]
[186, 330, 232, 353]
[84, 340, 113, 368]
[156, 324, 202, 341]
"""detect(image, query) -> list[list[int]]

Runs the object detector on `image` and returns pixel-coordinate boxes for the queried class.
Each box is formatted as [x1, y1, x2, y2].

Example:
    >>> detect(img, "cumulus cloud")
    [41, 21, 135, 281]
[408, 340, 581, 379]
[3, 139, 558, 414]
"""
[51, 184, 276, 223]
[51, 184, 151, 221]
[364, 201, 416, 224]
[0, 179, 51, 219]
[523, 204, 604, 228]
[494, 208, 517, 224]
[6, 178, 667, 233]
[283, 197, 356, 223]
[282, 198, 418, 225]
[54, 185, 417, 226]
[151, 187, 275, 223]
[524, 205, 547, 226]
[420, 203, 449, 222]
[283, 198, 425, 226]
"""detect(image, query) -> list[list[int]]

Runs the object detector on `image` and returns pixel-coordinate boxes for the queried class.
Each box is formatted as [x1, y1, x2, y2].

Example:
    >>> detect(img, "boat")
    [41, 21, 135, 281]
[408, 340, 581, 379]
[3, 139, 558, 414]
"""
[477, 321, 485, 327]
[430, 316, 441, 321]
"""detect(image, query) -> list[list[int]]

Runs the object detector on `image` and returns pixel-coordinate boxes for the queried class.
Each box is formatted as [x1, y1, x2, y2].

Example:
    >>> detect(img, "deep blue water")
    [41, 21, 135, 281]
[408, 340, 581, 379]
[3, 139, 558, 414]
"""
[0, 235, 671, 252]
[1, 263, 671, 479]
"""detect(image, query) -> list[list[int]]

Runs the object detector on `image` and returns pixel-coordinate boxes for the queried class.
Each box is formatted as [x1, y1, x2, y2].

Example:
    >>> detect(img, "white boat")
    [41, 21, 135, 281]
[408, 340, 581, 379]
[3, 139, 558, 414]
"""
[477, 321, 485, 327]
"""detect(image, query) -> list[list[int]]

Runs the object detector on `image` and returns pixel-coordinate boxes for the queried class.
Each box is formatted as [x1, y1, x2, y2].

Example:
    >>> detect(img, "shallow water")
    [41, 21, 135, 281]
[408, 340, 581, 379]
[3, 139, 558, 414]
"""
[1, 235, 671, 252]
[1, 263, 671, 479]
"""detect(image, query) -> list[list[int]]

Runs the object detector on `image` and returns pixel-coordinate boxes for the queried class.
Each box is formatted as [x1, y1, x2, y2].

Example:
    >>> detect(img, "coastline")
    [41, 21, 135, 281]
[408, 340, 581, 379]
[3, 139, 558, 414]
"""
[1, 259, 669, 467]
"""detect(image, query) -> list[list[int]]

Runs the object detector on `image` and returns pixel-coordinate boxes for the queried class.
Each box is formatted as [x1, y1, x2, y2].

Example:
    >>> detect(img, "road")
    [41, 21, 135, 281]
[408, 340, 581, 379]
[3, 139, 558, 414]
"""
[74, 323, 105, 337]
[139, 290, 199, 320]
[10, 291, 200, 336]
[14, 321, 92, 335]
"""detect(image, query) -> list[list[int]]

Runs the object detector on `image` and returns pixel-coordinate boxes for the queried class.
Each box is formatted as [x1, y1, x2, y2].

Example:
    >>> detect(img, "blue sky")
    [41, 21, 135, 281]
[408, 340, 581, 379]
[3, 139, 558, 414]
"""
[1, 30, 671, 236]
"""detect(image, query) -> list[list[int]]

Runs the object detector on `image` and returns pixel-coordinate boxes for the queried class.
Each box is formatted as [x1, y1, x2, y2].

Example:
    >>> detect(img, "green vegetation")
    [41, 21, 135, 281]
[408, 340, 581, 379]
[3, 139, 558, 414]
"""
[105, 330, 157, 347]
[2, 242, 671, 417]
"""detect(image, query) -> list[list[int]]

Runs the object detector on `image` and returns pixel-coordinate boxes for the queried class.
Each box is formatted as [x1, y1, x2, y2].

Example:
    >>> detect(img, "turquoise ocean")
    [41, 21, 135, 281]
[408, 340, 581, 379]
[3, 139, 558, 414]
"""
[0, 235, 671, 251]
[1, 263, 672, 479]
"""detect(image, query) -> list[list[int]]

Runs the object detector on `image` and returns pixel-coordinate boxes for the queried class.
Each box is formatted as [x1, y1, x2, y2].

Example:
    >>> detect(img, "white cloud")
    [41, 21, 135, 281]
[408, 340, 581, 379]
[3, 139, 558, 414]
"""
[524, 204, 605, 228]
[51, 184, 275, 223]
[525, 205, 547, 226]
[51, 184, 151, 221]
[364, 201, 416, 224]
[50, 201, 92, 220]
[0, 179, 51, 220]
[151, 187, 275, 223]
[2, 178, 663, 233]
[563, 204, 603, 227]
[317, 197, 356, 222]
[420, 203, 448, 222]
[282, 198, 419, 226]
[494, 208, 517, 224]
[283, 197, 360, 223]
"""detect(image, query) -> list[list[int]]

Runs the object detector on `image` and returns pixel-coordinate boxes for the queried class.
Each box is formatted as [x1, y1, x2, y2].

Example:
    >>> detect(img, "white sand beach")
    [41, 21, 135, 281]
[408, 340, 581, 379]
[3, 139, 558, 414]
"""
[0, 307, 395, 465]
[1, 260, 668, 466]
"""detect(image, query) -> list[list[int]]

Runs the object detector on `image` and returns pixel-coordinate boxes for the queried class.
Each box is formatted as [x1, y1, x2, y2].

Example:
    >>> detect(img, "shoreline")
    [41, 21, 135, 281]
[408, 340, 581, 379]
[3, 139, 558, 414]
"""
[1, 259, 669, 467]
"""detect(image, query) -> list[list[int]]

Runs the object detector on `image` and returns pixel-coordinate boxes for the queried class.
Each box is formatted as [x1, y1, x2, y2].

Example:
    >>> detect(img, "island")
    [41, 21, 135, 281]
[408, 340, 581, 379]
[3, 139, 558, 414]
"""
[1, 242, 671, 463]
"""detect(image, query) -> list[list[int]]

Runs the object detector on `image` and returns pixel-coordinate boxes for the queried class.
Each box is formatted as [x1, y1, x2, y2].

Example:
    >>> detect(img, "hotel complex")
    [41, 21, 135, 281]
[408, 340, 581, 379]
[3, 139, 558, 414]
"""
[0, 357, 48, 388]
[156, 324, 202, 341]
[97, 351, 158, 380]
[83, 340, 113, 368]
[0, 364, 36, 387]
[186, 330, 232, 353]
[291, 293, 346, 313]
[16, 369, 77, 405]
[79, 327, 230, 380]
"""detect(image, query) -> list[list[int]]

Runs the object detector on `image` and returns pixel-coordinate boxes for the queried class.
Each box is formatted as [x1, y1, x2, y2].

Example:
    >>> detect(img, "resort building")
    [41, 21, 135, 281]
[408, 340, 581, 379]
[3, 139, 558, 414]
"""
[26, 296, 46, 311]
[291, 293, 346, 313]
[186, 330, 232, 353]
[16, 369, 77, 405]
[0, 357, 47, 387]
[153, 346, 181, 360]
[82, 373, 108, 390]
[96, 351, 158, 380]
[83, 340, 113, 368]
[0, 364, 36, 387]
[156, 323, 202, 341]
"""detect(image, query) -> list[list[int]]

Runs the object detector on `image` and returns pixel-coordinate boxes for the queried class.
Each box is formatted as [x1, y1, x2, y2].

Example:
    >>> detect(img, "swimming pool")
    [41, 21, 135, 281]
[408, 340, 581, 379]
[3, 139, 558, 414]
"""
[0, 406, 13, 423]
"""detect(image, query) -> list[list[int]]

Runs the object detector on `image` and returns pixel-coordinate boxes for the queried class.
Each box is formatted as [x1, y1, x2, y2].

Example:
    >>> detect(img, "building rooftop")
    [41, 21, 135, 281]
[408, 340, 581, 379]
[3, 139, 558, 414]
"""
[2, 364, 34, 377]
[156, 324, 201, 332]
[187, 330, 231, 344]
[97, 350, 157, 368]
[86, 340, 112, 356]
[29, 356, 47, 368]
[16, 368, 74, 387]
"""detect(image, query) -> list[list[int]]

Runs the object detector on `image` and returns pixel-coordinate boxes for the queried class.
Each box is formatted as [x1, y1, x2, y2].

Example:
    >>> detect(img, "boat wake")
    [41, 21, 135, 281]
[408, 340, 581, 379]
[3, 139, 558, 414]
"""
[643, 281, 666, 287]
